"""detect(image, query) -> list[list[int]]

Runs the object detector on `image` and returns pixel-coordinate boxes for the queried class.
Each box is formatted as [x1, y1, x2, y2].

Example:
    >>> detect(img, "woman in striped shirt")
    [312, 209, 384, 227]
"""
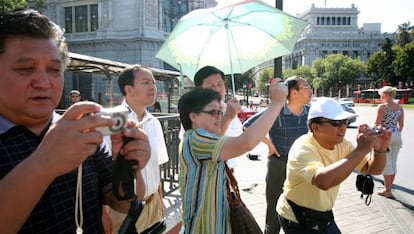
[177, 79, 287, 234]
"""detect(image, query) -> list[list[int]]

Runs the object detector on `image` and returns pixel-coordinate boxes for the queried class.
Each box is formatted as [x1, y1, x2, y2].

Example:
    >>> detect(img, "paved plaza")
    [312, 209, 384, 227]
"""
[163, 142, 414, 233]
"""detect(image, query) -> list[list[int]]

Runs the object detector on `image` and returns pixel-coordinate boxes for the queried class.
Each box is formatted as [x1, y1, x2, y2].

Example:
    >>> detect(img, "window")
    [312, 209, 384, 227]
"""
[65, 4, 98, 33]
[162, 0, 188, 32]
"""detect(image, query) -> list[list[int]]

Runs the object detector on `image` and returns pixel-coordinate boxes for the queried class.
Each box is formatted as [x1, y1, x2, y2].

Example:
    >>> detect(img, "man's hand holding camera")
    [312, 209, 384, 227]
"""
[35, 101, 150, 179]
[356, 124, 391, 155]
[110, 120, 150, 170]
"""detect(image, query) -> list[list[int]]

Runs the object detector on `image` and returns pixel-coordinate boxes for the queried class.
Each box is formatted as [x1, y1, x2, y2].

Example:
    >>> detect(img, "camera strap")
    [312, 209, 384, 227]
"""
[112, 137, 143, 234]
[112, 137, 138, 201]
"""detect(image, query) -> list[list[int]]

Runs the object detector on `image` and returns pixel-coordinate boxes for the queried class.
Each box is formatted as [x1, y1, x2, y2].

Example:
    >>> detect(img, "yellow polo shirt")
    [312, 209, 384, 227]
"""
[276, 133, 368, 222]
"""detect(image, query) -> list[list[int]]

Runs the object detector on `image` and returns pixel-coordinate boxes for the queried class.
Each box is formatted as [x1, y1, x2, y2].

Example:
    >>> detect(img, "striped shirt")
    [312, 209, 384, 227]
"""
[179, 128, 231, 234]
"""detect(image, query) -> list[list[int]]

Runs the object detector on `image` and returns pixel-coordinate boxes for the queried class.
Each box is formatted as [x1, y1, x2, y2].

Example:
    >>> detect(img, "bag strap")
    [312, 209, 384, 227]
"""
[225, 163, 241, 203]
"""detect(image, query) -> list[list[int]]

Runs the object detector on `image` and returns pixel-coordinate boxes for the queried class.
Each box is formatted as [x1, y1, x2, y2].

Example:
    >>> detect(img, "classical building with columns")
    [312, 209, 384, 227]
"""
[284, 4, 395, 69]
[43, 1, 395, 106]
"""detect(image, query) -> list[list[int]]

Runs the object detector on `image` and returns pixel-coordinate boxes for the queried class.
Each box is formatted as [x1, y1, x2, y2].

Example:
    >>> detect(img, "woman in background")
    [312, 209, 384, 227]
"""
[374, 86, 404, 198]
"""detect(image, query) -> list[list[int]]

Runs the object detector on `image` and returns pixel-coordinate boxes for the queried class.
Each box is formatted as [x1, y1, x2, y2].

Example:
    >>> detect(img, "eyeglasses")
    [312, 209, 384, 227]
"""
[318, 119, 349, 127]
[199, 109, 224, 118]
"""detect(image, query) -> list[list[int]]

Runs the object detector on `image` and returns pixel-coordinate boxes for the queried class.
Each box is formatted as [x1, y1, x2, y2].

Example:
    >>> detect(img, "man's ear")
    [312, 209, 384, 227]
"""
[124, 85, 132, 95]
[311, 123, 320, 133]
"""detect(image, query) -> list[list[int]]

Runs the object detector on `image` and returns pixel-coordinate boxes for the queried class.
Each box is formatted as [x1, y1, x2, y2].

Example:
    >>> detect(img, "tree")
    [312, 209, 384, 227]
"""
[393, 41, 414, 85]
[0, 0, 46, 11]
[366, 50, 385, 85]
[0, 0, 26, 11]
[396, 22, 413, 46]
[282, 65, 313, 81]
[309, 54, 365, 97]
[223, 69, 255, 95]
[256, 68, 273, 95]
[381, 38, 398, 85]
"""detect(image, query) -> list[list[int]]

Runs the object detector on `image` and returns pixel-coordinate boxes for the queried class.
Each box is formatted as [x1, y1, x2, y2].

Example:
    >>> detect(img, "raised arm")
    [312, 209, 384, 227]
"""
[220, 79, 287, 160]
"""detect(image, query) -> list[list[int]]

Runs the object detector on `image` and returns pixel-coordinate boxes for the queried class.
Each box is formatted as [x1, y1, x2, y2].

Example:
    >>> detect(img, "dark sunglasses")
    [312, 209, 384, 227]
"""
[199, 109, 224, 118]
[318, 119, 349, 127]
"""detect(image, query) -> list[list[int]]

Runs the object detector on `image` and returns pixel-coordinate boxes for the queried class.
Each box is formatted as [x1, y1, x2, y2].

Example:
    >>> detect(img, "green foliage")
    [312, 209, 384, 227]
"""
[223, 69, 255, 94]
[309, 54, 365, 91]
[366, 50, 385, 80]
[396, 22, 413, 46]
[283, 65, 313, 80]
[256, 68, 273, 93]
[0, 0, 26, 11]
[393, 41, 414, 84]
[0, 0, 46, 11]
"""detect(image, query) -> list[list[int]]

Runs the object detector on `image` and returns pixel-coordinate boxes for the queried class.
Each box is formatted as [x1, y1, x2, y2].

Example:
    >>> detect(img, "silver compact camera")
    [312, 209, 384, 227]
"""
[95, 106, 129, 135]
[368, 127, 382, 135]
[278, 82, 288, 88]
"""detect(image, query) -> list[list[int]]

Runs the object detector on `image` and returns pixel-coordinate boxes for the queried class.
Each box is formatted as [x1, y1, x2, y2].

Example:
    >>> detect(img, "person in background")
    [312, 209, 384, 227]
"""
[374, 86, 404, 198]
[178, 79, 288, 233]
[276, 98, 390, 233]
[153, 101, 161, 112]
[243, 75, 312, 233]
[192, 65, 242, 170]
[0, 9, 150, 233]
[69, 89, 81, 105]
[105, 65, 169, 233]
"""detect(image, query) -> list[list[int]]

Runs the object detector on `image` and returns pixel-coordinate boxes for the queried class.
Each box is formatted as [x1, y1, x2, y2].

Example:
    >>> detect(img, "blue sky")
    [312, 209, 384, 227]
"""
[217, 0, 414, 33]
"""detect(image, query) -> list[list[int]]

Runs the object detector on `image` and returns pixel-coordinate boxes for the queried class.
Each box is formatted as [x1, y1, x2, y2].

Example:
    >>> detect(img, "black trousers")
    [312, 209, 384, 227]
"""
[265, 155, 287, 234]
[278, 215, 341, 234]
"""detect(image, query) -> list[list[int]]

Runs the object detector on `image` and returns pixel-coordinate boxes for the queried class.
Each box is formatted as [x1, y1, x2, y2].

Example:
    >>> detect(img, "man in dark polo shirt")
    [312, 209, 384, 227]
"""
[244, 76, 312, 233]
[0, 9, 150, 233]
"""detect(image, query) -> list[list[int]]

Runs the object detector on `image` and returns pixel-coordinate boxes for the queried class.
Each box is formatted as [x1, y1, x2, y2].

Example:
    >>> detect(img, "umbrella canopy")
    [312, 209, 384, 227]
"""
[155, 0, 309, 94]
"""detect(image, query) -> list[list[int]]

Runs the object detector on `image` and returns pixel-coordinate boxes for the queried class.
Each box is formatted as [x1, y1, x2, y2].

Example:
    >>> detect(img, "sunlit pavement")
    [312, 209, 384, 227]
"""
[163, 135, 414, 234]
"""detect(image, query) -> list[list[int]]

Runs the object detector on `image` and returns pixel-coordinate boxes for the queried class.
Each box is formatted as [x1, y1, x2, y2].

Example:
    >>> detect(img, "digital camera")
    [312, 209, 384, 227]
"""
[368, 127, 382, 135]
[95, 106, 129, 135]
[278, 82, 288, 88]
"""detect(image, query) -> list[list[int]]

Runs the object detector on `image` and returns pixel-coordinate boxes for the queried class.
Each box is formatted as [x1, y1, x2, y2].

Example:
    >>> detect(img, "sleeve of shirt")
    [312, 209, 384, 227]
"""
[155, 119, 169, 165]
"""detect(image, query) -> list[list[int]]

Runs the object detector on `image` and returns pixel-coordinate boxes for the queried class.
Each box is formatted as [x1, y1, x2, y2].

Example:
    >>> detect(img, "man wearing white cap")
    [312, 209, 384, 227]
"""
[276, 97, 391, 233]
[69, 89, 81, 105]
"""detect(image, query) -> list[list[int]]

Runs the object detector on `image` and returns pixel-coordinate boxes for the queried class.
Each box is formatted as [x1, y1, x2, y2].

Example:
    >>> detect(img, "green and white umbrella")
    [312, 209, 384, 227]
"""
[156, 0, 309, 94]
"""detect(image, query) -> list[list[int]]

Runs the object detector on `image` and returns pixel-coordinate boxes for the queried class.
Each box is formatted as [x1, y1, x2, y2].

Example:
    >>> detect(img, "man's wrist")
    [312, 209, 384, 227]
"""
[373, 149, 387, 156]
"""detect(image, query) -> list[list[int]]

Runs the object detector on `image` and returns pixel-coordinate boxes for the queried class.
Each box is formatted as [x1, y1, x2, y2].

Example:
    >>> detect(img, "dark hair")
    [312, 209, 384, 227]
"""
[0, 9, 68, 66]
[193, 66, 225, 87]
[285, 75, 306, 99]
[178, 88, 222, 130]
[117, 65, 152, 96]
[153, 101, 161, 112]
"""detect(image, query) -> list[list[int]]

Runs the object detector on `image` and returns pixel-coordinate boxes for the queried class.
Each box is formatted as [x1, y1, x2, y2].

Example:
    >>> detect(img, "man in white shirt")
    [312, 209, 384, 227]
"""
[105, 65, 169, 233]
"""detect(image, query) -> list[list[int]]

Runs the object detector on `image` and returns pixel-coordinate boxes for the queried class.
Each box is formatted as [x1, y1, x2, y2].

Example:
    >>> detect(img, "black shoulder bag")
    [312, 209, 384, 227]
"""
[356, 173, 374, 206]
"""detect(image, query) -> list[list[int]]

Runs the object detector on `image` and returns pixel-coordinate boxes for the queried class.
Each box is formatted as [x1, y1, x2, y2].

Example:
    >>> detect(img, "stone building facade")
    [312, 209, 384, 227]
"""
[284, 4, 395, 69]
[43, 1, 394, 106]
[44, 0, 217, 107]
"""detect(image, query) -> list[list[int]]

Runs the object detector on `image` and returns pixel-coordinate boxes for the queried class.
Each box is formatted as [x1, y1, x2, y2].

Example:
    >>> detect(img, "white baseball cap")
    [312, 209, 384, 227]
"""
[308, 97, 357, 120]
